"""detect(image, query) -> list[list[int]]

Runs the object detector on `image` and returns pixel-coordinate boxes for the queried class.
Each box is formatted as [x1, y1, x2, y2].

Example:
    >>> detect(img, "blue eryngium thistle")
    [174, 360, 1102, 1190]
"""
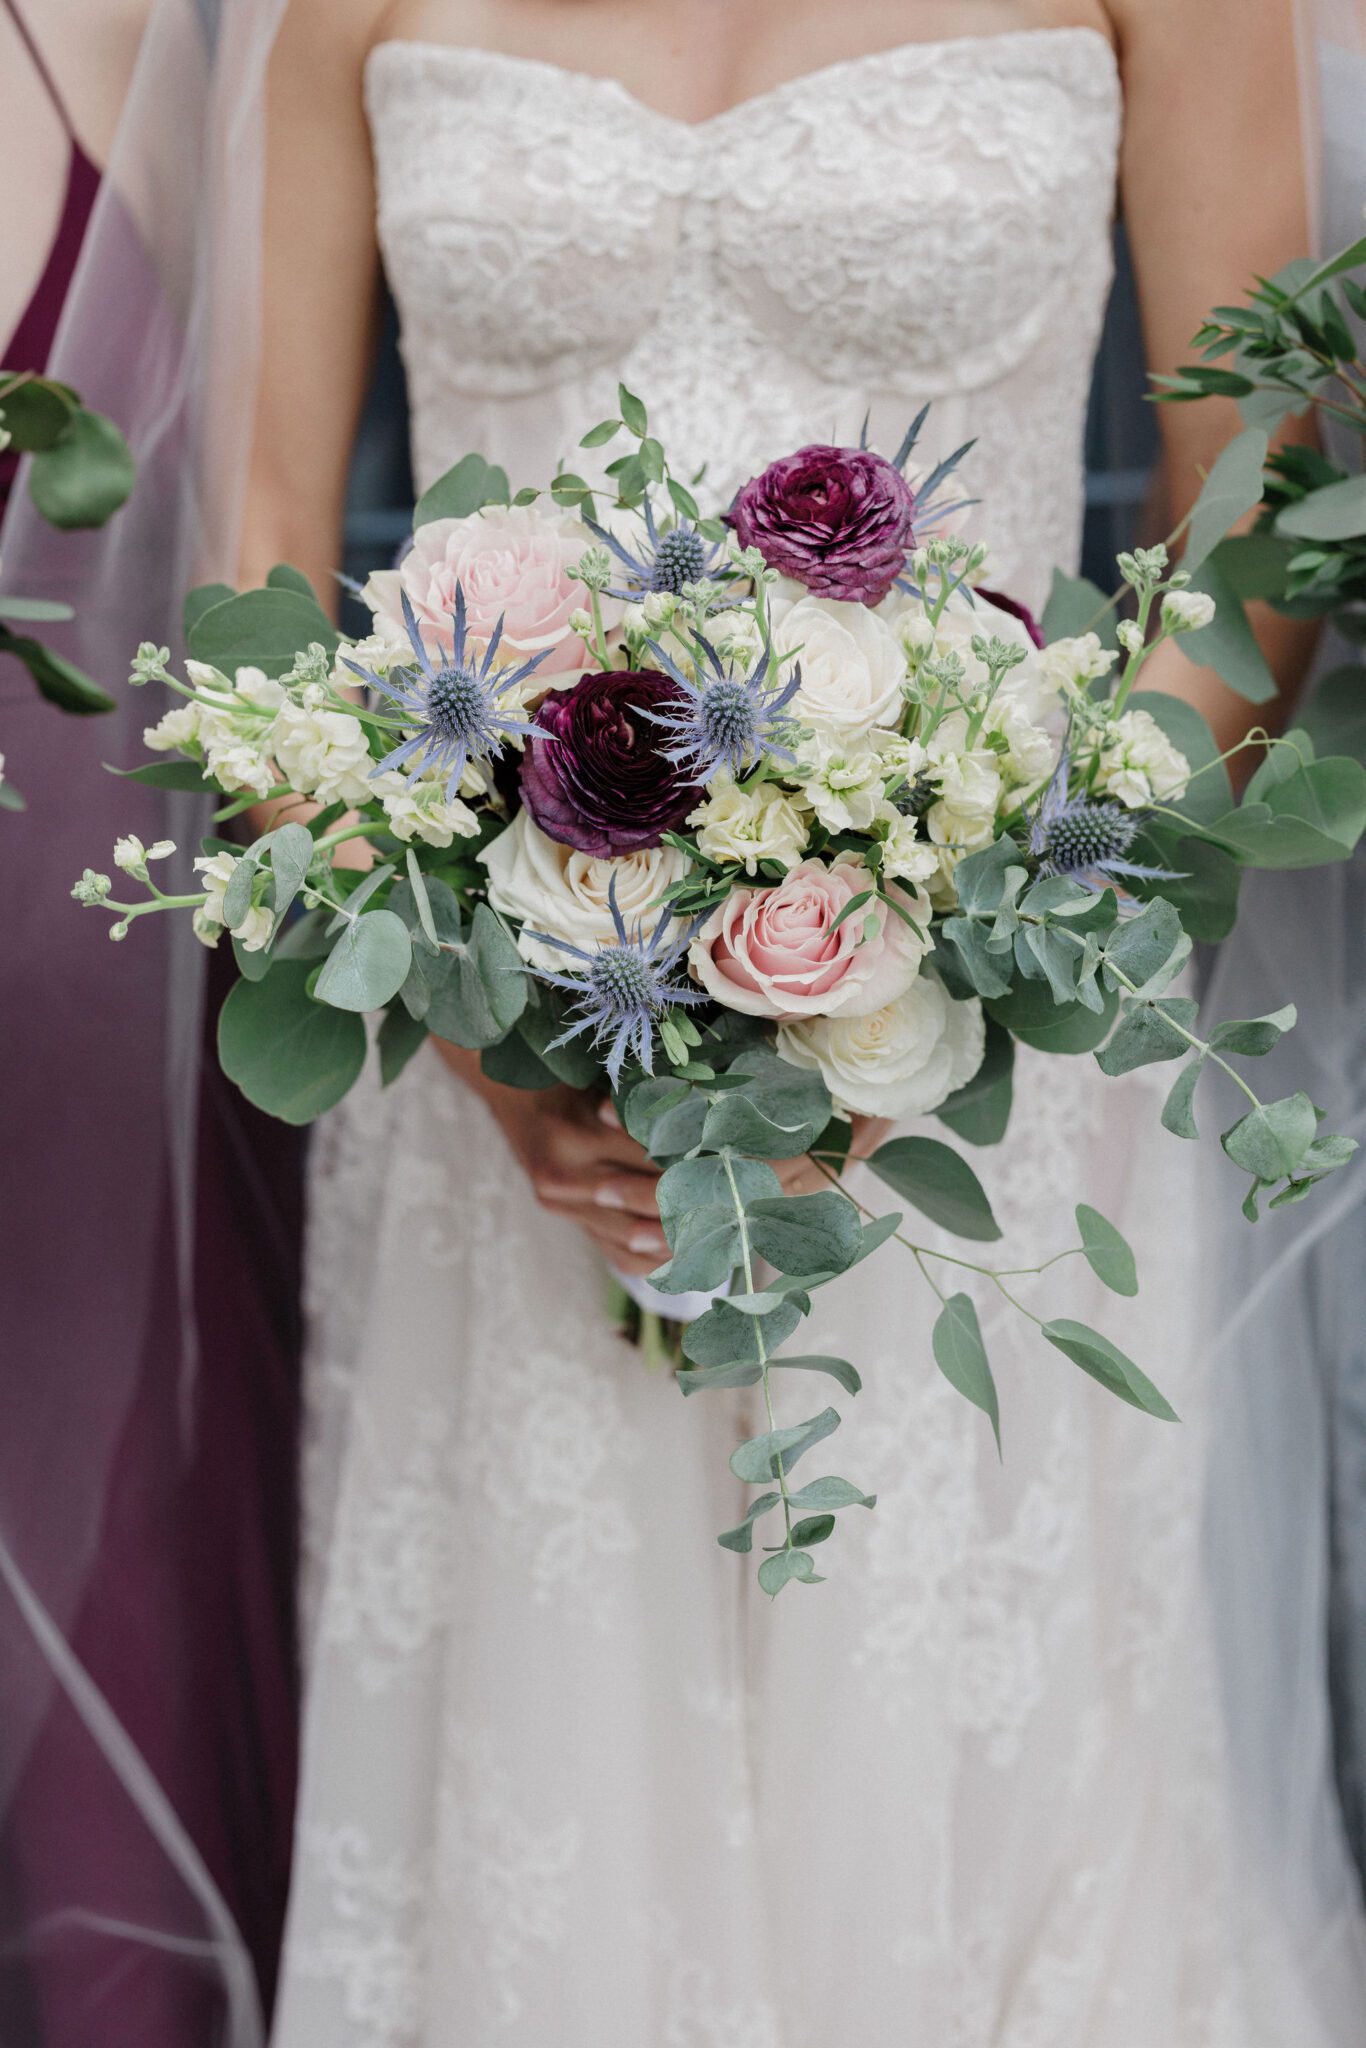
[344, 585, 550, 801]
[1026, 747, 1174, 884]
[585, 498, 724, 599]
[528, 877, 708, 1085]
[636, 633, 803, 783]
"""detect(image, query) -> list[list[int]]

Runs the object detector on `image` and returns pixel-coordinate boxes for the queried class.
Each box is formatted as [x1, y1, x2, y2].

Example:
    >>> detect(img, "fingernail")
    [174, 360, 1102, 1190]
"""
[629, 1227, 665, 1255]
[598, 1099, 621, 1127]
[595, 1187, 625, 1210]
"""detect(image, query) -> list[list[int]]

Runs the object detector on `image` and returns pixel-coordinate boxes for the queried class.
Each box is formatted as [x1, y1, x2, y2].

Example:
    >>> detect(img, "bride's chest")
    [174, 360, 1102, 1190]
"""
[366, 38, 1121, 396]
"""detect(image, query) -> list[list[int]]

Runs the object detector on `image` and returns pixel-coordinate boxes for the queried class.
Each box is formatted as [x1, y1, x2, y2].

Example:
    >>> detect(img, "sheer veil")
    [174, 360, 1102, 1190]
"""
[1196, 0, 1366, 1986]
[0, 0, 285, 2035]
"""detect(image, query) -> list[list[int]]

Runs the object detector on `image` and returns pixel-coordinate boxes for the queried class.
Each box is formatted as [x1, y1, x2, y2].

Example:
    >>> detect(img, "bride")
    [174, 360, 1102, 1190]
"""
[243, 1, 1366, 2039]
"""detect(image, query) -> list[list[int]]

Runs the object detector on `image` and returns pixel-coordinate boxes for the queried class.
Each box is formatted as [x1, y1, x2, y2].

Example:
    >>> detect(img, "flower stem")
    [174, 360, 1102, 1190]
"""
[721, 1147, 793, 1547]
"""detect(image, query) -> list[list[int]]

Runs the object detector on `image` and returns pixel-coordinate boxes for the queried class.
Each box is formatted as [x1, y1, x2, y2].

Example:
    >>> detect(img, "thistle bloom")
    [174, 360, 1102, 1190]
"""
[345, 585, 549, 801]
[528, 876, 707, 1084]
[1026, 748, 1172, 885]
[585, 498, 725, 600]
[639, 632, 802, 783]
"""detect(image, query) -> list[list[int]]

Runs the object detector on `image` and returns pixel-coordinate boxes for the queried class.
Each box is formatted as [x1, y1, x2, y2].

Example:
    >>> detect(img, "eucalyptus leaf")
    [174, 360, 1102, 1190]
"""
[1101, 898, 1190, 997]
[985, 977, 1118, 1053]
[730, 1407, 841, 1484]
[1042, 1319, 1179, 1421]
[937, 1023, 1014, 1146]
[784, 1476, 876, 1511]
[716, 1492, 782, 1552]
[1209, 1005, 1296, 1056]
[378, 1003, 429, 1086]
[188, 587, 339, 677]
[0, 595, 71, 622]
[867, 1137, 1002, 1243]
[677, 1359, 764, 1397]
[1299, 667, 1366, 763]
[1162, 1057, 1205, 1140]
[183, 582, 235, 639]
[745, 1191, 863, 1278]
[1206, 757, 1366, 868]
[29, 406, 135, 529]
[266, 561, 319, 600]
[0, 373, 75, 449]
[218, 960, 367, 1123]
[682, 1298, 804, 1370]
[1040, 567, 1117, 649]
[1094, 997, 1200, 1076]
[1182, 427, 1268, 575]
[222, 854, 259, 930]
[622, 1077, 708, 1157]
[1177, 556, 1277, 705]
[1075, 1204, 1138, 1296]
[1276, 473, 1366, 542]
[789, 1515, 836, 1548]
[479, 1026, 559, 1091]
[932, 1294, 1001, 1451]
[770, 1354, 863, 1397]
[106, 756, 215, 791]
[424, 902, 527, 1047]
[0, 629, 116, 713]
[413, 452, 510, 528]
[657, 1156, 780, 1231]
[266, 821, 315, 932]
[314, 910, 413, 1012]
[1221, 1091, 1317, 1181]
[757, 1550, 824, 1595]
[651, 1204, 741, 1294]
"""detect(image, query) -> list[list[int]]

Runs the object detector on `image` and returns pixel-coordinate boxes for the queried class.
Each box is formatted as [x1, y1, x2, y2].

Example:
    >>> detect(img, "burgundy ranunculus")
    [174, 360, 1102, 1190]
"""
[519, 670, 704, 857]
[978, 587, 1046, 649]
[730, 443, 916, 606]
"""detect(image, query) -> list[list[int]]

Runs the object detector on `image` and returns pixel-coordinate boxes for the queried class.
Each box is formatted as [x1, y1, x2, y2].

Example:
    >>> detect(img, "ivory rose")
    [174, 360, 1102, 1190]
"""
[479, 810, 687, 972]
[776, 971, 985, 1118]
[689, 853, 929, 1021]
[364, 504, 612, 673]
[768, 594, 908, 742]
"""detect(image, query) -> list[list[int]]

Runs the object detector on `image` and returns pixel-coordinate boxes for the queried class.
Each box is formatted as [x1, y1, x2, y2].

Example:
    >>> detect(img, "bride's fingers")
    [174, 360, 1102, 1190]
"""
[546, 1199, 668, 1271]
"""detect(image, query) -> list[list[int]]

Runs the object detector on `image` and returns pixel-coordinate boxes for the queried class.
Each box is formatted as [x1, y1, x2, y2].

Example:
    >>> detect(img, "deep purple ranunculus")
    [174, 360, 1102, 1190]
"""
[519, 670, 704, 857]
[729, 443, 916, 606]
[979, 587, 1046, 649]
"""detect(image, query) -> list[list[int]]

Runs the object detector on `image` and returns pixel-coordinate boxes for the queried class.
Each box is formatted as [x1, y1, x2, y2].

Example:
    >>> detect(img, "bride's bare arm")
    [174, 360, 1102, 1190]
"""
[238, 0, 679, 1273]
[1107, 0, 1318, 751]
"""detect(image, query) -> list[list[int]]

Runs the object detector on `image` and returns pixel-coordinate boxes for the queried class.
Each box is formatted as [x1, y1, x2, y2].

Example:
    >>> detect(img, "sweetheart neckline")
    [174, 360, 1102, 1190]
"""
[365, 24, 1119, 136]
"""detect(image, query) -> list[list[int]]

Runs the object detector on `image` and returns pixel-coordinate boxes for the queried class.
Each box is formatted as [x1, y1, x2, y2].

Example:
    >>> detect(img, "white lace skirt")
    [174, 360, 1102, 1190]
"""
[272, 1044, 1365, 2047]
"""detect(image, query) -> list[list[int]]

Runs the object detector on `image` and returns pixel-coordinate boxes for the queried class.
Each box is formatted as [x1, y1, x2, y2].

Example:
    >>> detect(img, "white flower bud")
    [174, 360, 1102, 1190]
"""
[113, 835, 147, 874]
[569, 607, 594, 637]
[1161, 589, 1216, 634]
[642, 590, 676, 627]
[71, 868, 113, 906]
[1116, 620, 1146, 658]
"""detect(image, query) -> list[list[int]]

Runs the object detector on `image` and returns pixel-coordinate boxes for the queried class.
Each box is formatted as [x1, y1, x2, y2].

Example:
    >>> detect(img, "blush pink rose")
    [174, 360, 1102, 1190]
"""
[689, 855, 930, 1021]
[364, 504, 613, 673]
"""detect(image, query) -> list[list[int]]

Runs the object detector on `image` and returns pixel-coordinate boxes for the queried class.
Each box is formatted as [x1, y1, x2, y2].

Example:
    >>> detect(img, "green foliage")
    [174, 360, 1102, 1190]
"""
[1042, 1320, 1178, 1421]
[0, 630, 115, 713]
[188, 586, 339, 677]
[866, 1137, 1001, 1242]
[1040, 567, 1118, 651]
[29, 407, 136, 530]
[378, 1003, 428, 1086]
[1176, 554, 1277, 704]
[1075, 1205, 1138, 1296]
[936, 1022, 1014, 1146]
[218, 960, 367, 1123]
[1181, 427, 1269, 575]
[314, 909, 413, 1012]
[932, 1294, 1000, 1450]
[413, 452, 510, 528]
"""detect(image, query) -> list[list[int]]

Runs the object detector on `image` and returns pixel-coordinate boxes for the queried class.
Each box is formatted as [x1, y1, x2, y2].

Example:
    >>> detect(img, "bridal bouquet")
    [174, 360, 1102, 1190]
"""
[73, 396, 1365, 1592]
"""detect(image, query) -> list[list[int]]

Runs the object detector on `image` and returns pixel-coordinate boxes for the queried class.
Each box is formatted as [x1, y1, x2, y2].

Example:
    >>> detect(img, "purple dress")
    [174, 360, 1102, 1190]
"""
[0, 5, 302, 2037]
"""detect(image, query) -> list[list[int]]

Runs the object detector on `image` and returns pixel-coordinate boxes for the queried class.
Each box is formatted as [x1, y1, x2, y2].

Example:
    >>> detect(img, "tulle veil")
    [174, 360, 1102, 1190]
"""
[0, 0, 285, 2036]
[1194, 0, 1366, 1976]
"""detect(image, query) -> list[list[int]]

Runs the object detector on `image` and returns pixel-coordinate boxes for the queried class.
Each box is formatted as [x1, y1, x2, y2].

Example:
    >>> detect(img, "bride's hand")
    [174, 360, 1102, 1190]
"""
[769, 1117, 893, 1201]
[434, 1042, 669, 1277]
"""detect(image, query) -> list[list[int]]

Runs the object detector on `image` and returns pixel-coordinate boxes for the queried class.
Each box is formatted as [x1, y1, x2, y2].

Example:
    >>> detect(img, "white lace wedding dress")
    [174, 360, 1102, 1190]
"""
[271, 29, 1366, 2046]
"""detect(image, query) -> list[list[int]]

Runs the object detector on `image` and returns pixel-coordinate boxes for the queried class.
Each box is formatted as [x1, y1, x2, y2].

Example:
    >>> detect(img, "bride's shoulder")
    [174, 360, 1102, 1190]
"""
[1102, 0, 1298, 61]
[271, 0, 395, 75]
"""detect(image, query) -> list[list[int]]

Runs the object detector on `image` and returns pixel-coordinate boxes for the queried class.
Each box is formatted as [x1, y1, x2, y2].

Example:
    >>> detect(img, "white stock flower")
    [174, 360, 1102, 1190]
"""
[1040, 632, 1118, 694]
[479, 810, 687, 971]
[372, 770, 480, 847]
[875, 804, 940, 886]
[113, 834, 175, 875]
[985, 692, 1058, 788]
[200, 715, 277, 799]
[143, 704, 202, 754]
[270, 700, 373, 805]
[924, 747, 1002, 852]
[1097, 708, 1191, 810]
[193, 849, 273, 951]
[688, 778, 809, 874]
[231, 665, 287, 712]
[796, 738, 884, 834]
[332, 633, 398, 687]
[770, 594, 908, 741]
[1161, 589, 1216, 634]
[776, 971, 985, 1118]
[1116, 619, 1146, 658]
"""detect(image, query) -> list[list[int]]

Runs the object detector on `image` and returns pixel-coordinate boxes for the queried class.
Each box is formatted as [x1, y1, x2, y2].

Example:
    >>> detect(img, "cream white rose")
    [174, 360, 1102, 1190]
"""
[688, 778, 809, 875]
[770, 594, 908, 741]
[480, 811, 687, 971]
[776, 970, 985, 1119]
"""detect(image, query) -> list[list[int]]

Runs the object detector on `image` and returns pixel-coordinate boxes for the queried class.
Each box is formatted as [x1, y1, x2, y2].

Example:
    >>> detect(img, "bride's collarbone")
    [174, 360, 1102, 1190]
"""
[369, 0, 1116, 128]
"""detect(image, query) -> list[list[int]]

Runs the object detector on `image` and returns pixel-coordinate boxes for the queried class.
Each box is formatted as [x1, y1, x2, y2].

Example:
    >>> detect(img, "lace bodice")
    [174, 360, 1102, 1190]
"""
[365, 27, 1121, 611]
